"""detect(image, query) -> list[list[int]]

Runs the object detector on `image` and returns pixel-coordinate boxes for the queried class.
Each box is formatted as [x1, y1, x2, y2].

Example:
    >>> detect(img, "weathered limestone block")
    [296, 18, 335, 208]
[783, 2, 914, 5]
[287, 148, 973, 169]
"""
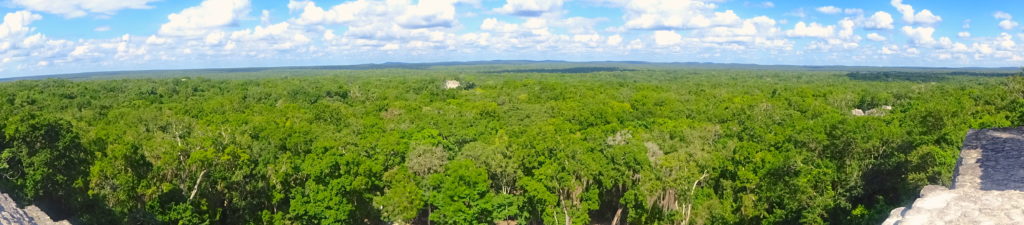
[883, 127, 1024, 225]
[0, 192, 72, 225]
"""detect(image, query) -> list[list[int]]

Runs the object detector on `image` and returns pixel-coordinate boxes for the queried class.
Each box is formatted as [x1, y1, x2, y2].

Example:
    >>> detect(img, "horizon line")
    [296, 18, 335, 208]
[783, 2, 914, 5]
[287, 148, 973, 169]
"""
[4, 60, 1023, 81]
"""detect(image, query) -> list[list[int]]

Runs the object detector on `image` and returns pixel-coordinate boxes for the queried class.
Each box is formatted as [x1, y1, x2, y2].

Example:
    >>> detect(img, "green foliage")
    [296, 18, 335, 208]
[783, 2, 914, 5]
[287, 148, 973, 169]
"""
[0, 112, 108, 223]
[428, 159, 496, 224]
[0, 67, 1019, 224]
[375, 166, 424, 223]
[1008, 70, 1024, 99]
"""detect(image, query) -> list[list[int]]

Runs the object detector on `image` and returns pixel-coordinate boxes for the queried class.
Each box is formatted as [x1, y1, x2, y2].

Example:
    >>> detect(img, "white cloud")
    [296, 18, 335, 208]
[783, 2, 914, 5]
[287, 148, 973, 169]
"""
[480, 18, 551, 36]
[229, 22, 312, 50]
[623, 0, 741, 30]
[999, 20, 1019, 30]
[890, 0, 941, 26]
[787, 22, 834, 38]
[816, 6, 841, 15]
[287, 0, 357, 26]
[158, 0, 251, 37]
[473, 18, 569, 51]
[289, 0, 471, 29]
[995, 32, 1016, 50]
[995, 11, 1013, 20]
[94, 26, 111, 32]
[654, 30, 681, 45]
[837, 18, 855, 39]
[867, 33, 886, 41]
[6, 0, 1024, 76]
[994, 11, 1019, 30]
[465, 16, 623, 53]
[554, 17, 605, 34]
[901, 26, 935, 46]
[399, 0, 464, 28]
[744, 1, 774, 8]
[785, 8, 807, 18]
[607, 34, 623, 45]
[10, 0, 158, 18]
[496, 0, 564, 17]
[0, 11, 80, 71]
[261, 10, 271, 24]
[0, 11, 42, 39]
[688, 16, 791, 49]
[145, 35, 171, 45]
[863, 11, 894, 29]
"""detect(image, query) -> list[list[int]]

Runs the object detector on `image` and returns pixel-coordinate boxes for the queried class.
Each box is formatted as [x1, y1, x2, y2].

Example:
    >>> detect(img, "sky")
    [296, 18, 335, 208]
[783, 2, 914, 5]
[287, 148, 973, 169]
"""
[0, 0, 1023, 77]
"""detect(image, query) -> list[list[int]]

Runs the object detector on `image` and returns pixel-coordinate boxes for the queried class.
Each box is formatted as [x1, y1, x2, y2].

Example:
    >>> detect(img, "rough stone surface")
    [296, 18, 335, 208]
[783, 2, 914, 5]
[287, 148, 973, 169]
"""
[0, 192, 71, 225]
[883, 127, 1024, 225]
[443, 80, 461, 89]
[852, 106, 892, 116]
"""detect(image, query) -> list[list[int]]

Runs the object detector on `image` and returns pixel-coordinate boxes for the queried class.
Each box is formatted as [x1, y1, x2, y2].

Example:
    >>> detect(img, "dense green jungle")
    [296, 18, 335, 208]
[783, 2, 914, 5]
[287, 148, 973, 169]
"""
[2, 63, 1024, 224]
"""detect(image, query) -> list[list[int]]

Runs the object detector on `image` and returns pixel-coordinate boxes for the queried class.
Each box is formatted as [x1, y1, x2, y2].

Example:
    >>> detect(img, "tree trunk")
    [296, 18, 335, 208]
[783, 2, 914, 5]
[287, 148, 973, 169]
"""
[682, 173, 708, 225]
[562, 206, 571, 225]
[611, 207, 623, 225]
[188, 169, 207, 203]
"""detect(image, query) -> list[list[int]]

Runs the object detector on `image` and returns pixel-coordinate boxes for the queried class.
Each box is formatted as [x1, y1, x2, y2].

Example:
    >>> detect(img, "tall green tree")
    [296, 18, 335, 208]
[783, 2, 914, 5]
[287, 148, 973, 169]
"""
[428, 159, 496, 225]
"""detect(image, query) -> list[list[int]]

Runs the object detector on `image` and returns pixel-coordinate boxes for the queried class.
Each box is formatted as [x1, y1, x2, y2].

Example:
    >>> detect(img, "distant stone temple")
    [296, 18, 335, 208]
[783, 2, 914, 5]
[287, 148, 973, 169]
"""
[851, 105, 892, 116]
[883, 127, 1024, 225]
[444, 80, 461, 89]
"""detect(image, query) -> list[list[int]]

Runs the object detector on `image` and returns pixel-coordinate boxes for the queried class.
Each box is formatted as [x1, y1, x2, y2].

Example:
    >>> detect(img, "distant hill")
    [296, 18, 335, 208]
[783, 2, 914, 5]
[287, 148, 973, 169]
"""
[1, 60, 1020, 82]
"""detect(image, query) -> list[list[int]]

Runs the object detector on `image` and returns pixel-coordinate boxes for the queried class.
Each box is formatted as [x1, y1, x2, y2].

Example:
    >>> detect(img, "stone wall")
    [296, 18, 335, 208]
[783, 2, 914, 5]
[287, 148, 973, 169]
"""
[882, 127, 1024, 225]
[0, 192, 71, 225]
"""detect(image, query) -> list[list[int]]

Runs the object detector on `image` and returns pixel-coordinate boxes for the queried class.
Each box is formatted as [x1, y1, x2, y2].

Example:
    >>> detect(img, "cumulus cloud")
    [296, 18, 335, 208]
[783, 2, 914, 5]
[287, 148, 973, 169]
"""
[469, 16, 620, 53]
[688, 16, 791, 49]
[261, 10, 271, 24]
[6, 0, 1024, 76]
[0, 11, 42, 39]
[1, 11, 77, 70]
[653, 30, 681, 45]
[287, 0, 355, 26]
[399, 0, 466, 28]
[496, 0, 564, 17]
[158, 0, 251, 37]
[229, 22, 312, 50]
[816, 6, 841, 14]
[744, 1, 774, 8]
[10, 0, 158, 18]
[837, 18, 855, 39]
[481, 18, 550, 35]
[289, 0, 472, 29]
[901, 26, 935, 46]
[862, 11, 894, 29]
[995, 11, 1012, 20]
[623, 0, 741, 30]
[867, 33, 886, 41]
[787, 22, 834, 38]
[607, 34, 623, 45]
[994, 11, 1019, 30]
[890, 0, 941, 26]
[998, 20, 1017, 30]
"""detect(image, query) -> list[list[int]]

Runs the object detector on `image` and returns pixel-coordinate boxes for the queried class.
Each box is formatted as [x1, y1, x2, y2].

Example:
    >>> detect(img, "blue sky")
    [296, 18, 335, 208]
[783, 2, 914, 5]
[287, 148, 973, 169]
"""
[0, 0, 1023, 77]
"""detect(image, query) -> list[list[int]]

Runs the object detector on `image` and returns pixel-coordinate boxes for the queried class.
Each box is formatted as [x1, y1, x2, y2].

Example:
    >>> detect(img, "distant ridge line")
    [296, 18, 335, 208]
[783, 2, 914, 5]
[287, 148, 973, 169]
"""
[1, 60, 1020, 82]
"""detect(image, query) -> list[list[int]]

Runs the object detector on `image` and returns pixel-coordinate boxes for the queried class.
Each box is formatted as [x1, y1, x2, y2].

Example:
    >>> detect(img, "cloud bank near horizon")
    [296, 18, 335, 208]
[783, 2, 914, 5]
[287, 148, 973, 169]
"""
[1, 0, 1023, 77]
